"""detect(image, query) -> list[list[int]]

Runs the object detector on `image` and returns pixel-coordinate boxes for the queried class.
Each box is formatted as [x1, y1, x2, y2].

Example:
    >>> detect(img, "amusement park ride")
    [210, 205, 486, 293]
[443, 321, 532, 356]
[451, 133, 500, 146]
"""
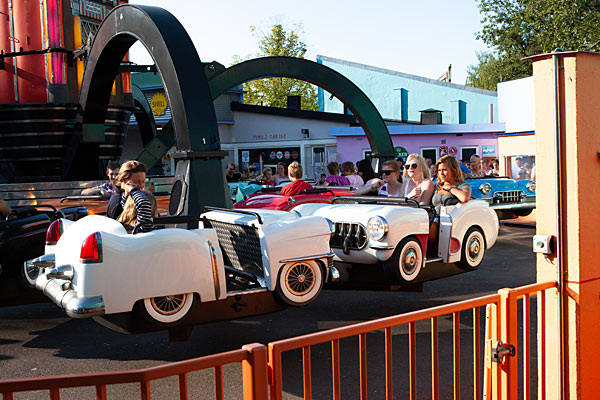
[1, 3, 498, 340]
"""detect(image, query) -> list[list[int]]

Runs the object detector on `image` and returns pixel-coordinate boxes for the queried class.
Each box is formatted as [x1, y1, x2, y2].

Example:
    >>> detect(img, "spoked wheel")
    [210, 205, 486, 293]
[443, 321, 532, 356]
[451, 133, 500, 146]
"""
[458, 227, 485, 270]
[142, 293, 194, 326]
[384, 237, 424, 283]
[276, 260, 323, 306]
[22, 260, 40, 286]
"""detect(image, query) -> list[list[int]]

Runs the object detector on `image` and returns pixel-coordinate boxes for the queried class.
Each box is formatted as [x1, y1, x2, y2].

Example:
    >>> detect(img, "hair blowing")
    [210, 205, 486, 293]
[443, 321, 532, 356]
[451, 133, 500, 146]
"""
[116, 160, 147, 186]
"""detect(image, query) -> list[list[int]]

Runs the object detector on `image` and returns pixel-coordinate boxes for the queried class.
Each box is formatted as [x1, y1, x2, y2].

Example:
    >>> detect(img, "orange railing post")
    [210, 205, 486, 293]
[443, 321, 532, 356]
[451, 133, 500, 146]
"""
[242, 343, 268, 400]
[499, 288, 518, 400]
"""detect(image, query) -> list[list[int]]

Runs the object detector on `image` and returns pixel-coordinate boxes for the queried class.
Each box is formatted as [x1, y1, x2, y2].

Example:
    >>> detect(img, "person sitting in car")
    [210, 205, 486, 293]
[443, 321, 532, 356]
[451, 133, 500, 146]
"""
[354, 160, 403, 196]
[81, 161, 121, 196]
[258, 167, 275, 186]
[402, 153, 435, 205]
[118, 191, 159, 233]
[280, 162, 312, 196]
[321, 162, 350, 187]
[429, 155, 471, 244]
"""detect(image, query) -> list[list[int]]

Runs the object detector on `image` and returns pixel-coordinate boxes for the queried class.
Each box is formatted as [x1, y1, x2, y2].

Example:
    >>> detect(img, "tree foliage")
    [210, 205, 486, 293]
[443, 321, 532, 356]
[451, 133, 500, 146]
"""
[234, 23, 318, 110]
[467, 0, 600, 90]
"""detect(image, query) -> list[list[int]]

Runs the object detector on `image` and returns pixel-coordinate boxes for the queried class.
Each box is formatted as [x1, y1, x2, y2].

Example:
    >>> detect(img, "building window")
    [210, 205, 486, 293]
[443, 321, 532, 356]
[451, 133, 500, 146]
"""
[420, 147, 437, 162]
[460, 146, 478, 162]
[505, 155, 535, 181]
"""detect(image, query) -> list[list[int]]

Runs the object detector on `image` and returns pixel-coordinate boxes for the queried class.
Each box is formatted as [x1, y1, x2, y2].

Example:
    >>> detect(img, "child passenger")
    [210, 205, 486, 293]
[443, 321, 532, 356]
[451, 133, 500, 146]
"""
[118, 191, 159, 233]
[280, 162, 312, 196]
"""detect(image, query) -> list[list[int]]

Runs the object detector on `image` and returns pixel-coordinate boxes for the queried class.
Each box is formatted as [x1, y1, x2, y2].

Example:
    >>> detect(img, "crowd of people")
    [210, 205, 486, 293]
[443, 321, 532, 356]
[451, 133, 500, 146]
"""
[226, 154, 472, 246]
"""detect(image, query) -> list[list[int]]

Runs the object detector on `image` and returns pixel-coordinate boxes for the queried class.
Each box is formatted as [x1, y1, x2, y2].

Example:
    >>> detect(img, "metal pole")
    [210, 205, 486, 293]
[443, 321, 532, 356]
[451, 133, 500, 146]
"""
[551, 51, 565, 399]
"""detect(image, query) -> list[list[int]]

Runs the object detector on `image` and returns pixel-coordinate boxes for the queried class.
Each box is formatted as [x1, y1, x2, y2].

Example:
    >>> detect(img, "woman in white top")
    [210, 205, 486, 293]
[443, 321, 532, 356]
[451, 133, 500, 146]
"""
[401, 154, 435, 205]
[467, 154, 485, 177]
[355, 160, 403, 197]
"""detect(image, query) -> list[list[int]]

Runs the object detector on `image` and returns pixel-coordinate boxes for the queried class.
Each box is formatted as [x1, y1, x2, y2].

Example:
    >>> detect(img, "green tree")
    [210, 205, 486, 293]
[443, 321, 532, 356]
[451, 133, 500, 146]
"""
[233, 23, 318, 110]
[467, 0, 600, 90]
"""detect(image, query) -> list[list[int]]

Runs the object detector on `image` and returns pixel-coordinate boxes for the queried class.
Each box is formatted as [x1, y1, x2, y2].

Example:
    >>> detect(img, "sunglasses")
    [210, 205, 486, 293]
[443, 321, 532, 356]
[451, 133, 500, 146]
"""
[404, 163, 419, 170]
[381, 170, 395, 175]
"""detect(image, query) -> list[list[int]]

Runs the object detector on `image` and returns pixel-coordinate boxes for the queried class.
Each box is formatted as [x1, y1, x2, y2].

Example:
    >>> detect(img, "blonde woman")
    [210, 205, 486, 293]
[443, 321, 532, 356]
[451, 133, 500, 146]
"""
[401, 154, 435, 205]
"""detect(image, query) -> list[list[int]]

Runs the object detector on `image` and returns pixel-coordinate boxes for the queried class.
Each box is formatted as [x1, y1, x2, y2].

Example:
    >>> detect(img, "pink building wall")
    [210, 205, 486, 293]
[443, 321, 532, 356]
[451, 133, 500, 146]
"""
[331, 123, 504, 163]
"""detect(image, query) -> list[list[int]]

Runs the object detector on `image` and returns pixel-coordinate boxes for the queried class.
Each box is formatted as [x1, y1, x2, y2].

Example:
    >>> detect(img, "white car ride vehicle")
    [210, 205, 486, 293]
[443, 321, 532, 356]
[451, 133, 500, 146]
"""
[30, 208, 335, 327]
[291, 196, 499, 285]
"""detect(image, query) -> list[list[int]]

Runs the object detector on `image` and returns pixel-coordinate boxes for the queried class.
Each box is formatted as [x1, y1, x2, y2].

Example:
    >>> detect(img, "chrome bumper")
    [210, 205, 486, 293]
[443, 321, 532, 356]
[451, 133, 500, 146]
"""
[35, 274, 105, 318]
[489, 202, 536, 211]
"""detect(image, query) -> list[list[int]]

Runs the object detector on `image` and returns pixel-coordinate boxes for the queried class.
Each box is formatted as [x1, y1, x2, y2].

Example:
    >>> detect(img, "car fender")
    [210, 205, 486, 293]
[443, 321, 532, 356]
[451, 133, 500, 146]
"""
[261, 216, 333, 290]
[446, 200, 499, 251]
[69, 227, 225, 314]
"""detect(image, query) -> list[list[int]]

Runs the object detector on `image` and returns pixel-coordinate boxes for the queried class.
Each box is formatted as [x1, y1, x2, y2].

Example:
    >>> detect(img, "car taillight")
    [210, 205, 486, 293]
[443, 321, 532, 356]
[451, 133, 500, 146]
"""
[80, 232, 103, 263]
[46, 220, 63, 245]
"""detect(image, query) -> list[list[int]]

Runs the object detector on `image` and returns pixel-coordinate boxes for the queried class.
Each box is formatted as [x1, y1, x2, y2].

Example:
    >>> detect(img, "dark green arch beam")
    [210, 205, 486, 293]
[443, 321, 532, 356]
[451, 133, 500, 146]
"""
[207, 57, 394, 157]
[139, 57, 395, 170]
[77, 4, 231, 213]
[131, 84, 157, 147]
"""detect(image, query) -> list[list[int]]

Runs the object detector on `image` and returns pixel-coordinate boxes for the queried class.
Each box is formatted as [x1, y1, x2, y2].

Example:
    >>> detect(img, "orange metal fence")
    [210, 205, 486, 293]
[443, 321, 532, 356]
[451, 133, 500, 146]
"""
[0, 343, 268, 400]
[267, 281, 557, 400]
[0, 281, 557, 400]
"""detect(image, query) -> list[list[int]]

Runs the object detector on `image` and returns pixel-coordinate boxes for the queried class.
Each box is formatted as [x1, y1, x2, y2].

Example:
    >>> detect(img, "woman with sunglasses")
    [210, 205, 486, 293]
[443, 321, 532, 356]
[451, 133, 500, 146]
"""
[355, 160, 403, 196]
[429, 155, 471, 243]
[402, 154, 435, 205]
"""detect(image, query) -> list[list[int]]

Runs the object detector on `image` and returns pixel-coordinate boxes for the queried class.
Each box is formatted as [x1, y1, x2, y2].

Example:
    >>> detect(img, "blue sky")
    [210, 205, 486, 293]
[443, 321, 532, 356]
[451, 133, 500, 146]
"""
[129, 0, 491, 85]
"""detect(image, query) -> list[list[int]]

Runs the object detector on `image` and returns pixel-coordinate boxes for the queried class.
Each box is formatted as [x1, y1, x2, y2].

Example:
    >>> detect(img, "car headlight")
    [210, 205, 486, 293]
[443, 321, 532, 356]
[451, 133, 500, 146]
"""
[526, 181, 536, 193]
[367, 216, 389, 241]
[325, 218, 335, 238]
[480, 182, 492, 195]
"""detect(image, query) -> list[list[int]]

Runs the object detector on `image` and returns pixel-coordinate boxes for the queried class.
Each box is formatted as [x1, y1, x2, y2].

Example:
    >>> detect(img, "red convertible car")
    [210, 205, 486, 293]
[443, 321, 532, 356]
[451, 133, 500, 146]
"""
[234, 187, 355, 211]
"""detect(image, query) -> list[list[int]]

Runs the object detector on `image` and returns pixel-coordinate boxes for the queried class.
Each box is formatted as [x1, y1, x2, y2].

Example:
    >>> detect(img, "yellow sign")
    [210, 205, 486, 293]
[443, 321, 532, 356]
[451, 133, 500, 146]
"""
[150, 92, 168, 116]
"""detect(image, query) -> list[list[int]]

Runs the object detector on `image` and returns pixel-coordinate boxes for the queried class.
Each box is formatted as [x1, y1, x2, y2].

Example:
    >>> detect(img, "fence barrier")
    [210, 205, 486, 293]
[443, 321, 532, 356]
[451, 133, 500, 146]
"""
[0, 281, 557, 400]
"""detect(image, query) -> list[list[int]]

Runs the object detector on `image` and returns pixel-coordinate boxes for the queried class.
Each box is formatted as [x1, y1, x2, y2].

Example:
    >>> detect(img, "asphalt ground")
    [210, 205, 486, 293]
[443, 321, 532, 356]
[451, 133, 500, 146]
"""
[0, 225, 536, 399]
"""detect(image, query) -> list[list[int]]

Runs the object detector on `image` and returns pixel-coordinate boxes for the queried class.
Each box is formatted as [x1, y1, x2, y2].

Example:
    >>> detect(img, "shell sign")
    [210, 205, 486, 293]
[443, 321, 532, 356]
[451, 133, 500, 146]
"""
[150, 92, 168, 116]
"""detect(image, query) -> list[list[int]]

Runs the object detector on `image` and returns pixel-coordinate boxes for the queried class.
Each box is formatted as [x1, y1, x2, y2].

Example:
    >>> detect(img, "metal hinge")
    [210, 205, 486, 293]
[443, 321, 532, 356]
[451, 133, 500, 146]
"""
[491, 340, 516, 363]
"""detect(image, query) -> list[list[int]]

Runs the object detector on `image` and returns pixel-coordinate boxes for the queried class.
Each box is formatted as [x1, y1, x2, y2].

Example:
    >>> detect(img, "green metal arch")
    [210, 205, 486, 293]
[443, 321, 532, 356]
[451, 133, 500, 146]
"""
[206, 56, 395, 158]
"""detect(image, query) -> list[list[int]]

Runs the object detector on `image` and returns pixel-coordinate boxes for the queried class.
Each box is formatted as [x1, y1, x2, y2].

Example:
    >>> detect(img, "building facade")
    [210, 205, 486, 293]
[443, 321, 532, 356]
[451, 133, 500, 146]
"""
[317, 55, 498, 124]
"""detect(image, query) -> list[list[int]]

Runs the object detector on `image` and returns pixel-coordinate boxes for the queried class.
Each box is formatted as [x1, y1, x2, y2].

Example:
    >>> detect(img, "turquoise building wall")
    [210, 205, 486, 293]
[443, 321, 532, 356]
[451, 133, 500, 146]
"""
[317, 55, 498, 124]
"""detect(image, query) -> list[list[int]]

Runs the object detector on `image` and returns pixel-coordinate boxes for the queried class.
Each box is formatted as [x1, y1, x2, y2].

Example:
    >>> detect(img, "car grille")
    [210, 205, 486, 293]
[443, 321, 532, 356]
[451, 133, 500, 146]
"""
[202, 219, 263, 276]
[330, 222, 368, 250]
[495, 190, 523, 204]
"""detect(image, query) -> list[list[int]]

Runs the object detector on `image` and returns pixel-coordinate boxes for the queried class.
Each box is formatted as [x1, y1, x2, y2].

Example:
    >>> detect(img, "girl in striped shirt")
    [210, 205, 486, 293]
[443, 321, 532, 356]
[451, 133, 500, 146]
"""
[115, 161, 154, 233]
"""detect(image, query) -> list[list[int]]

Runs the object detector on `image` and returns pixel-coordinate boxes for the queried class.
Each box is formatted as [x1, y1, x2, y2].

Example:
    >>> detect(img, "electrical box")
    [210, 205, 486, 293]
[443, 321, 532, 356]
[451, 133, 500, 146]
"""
[533, 235, 554, 255]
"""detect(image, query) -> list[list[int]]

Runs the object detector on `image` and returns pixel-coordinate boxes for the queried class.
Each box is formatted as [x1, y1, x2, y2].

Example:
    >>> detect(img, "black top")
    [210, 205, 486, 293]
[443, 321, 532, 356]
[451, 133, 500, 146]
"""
[106, 186, 123, 219]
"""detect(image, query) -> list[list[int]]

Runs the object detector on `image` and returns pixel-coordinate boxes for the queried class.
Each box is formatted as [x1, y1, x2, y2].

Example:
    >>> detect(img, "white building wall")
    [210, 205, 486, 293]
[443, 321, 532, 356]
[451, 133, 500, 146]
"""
[498, 76, 535, 133]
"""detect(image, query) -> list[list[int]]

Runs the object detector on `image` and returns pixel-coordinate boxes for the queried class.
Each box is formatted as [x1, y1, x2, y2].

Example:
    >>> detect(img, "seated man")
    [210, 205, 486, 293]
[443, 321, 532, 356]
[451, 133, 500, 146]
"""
[81, 161, 121, 196]
[280, 162, 312, 196]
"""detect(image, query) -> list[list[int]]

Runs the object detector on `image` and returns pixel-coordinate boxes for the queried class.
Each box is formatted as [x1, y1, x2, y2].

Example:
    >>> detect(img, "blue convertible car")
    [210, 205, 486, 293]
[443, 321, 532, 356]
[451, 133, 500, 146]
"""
[466, 176, 535, 220]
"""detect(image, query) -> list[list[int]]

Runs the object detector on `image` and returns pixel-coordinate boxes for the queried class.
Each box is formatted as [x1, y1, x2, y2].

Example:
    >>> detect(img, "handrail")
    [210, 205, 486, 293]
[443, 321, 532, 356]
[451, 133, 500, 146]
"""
[269, 293, 501, 352]
[0, 348, 248, 393]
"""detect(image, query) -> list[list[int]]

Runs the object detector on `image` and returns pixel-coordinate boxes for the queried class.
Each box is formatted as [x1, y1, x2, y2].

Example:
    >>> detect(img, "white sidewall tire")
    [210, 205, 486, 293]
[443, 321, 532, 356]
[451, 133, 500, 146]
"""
[397, 238, 424, 282]
[22, 261, 40, 286]
[276, 260, 323, 306]
[143, 293, 194, 325]
[459, 228, 485, 270]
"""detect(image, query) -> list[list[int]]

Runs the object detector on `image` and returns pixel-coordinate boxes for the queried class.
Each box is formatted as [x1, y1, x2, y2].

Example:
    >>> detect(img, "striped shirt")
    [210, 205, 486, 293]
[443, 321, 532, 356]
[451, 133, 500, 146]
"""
[121, 188, 153, 233]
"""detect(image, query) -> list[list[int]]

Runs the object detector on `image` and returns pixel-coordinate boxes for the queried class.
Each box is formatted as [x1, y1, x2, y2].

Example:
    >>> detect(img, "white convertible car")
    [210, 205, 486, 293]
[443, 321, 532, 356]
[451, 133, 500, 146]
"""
[30, 208, 335, 327]
[291, 196, 499, 285]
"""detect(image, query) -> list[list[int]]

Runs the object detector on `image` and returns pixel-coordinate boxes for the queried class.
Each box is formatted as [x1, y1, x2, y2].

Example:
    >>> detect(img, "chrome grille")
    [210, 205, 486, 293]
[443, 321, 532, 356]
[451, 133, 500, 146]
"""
[330, 222, 368, 250]
[202, 219, 263, 276]
[495, 191, 523, 204]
